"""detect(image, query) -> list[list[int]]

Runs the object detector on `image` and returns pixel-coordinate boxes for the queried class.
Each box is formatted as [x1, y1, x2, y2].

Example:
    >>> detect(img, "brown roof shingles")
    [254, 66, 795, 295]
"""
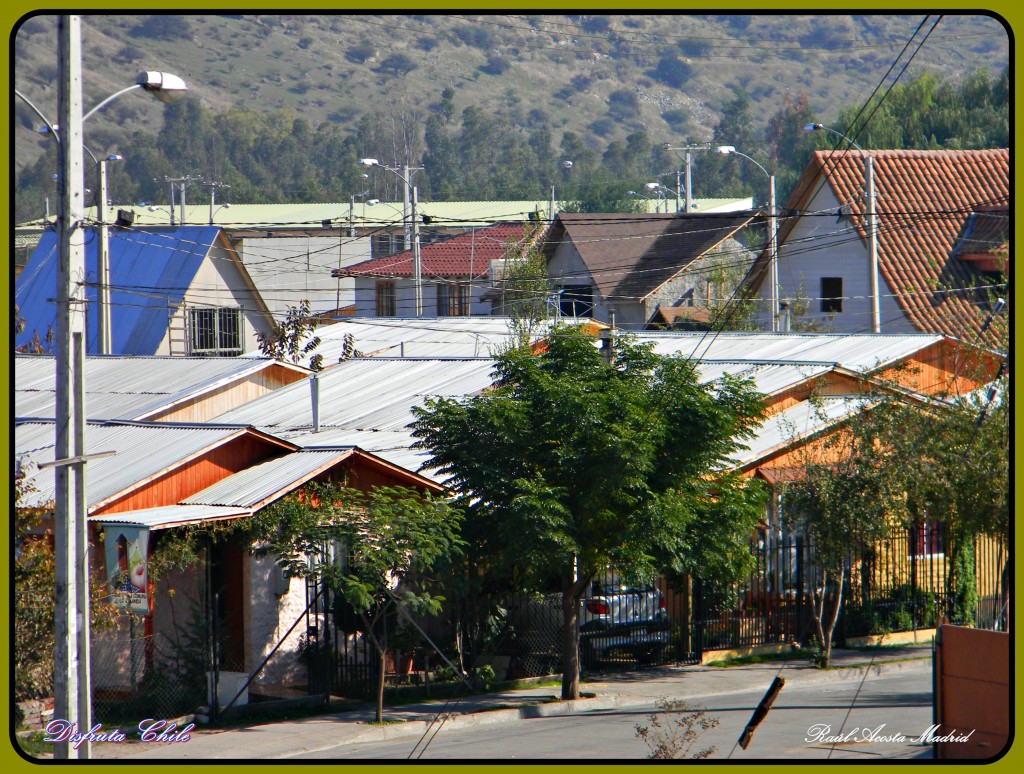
[758, 149, 1008, 346]
[547, 212, 757, 302]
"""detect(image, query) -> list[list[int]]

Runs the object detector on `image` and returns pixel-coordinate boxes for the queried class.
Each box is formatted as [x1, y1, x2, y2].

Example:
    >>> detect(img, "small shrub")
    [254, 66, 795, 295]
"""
[635, 698, 719, 759]
[346, 42, 376, 64]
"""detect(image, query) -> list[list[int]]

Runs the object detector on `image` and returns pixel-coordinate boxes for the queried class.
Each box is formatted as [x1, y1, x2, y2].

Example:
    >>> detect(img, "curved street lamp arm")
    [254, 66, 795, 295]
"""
[15, 88, 60, 140]
[730, 149, 771, 180]
[82, 83, 142, 123]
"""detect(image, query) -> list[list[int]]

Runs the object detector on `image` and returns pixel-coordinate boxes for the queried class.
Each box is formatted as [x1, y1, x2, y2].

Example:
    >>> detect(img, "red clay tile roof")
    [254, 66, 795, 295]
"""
[953, 205, 1009, 272]
[333, 222, 539, 280]
[747, 149, 1008, 346]
[544, 212, 757, 301]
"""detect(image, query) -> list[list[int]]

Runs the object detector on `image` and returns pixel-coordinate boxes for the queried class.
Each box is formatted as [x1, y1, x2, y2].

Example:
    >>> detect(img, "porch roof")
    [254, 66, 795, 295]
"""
[91, 504, 252, 530]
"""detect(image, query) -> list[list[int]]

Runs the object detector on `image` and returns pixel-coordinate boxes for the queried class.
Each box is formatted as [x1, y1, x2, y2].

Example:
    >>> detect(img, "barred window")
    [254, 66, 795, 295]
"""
[371, 232, 406, 258]
[376, 281, 396, 316]
[189, 307, 243, 356]
[437, 283, 470, 316]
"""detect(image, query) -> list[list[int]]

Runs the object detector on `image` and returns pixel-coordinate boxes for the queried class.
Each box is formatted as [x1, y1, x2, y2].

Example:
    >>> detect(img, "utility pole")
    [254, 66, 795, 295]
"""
[96, 154, 123, 355]
[664, 143, 711, 213]
[768, 174, 778, 332]
[866, 156, 880, 333]
[163, 175, 198, 225]
[412, 186, 423, 317]
[55, 14, 87, 759]
[97, 158, 111, 355]
[203, 179, 230, 225]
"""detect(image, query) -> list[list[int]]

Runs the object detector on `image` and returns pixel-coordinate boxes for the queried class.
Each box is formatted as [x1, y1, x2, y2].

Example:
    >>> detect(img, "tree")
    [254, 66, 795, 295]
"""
[256, 300, 323, 371]
[492, 236, 550, 349]
[653, 55, 693, 89]
[377, 53, 417, 77]
[250, 484, 463, 722]
[14, 460, 118, 702]
[783, 407, 898, 667]
[411, 327, 767, 700]
[784, 355, 1009, 665]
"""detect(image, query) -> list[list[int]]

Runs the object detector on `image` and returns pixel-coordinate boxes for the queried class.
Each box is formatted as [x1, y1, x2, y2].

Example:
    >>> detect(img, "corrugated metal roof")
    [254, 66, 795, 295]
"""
[15, 226, 221, 355]
[15, 421, 247, 510]
[729, 396, 872, 469]
[77, 198, 753, 229]
[250, 316, 575, 365]
[291, 430, 439, 481]
[633, 331, 944, 375]
[15, 354, 297, 420]
[92, 504, 252, 530]
[214, 358, 497, 433]
[182, 450, 351, 508]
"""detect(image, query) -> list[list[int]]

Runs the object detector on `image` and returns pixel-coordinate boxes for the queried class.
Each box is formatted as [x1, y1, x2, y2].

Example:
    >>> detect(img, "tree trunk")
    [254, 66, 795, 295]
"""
[823, 566, 845, 667]
[560, 572, 590, 700]
[812, 566, 845, 669]
[375, 648, 386, 723]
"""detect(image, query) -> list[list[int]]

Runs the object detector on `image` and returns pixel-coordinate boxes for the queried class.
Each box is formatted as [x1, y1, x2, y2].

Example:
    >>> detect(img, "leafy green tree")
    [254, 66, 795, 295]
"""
[652, 54, 693, 89]
[377, 53, 417, 77]
[783, 408, 900, 667]
[411, 327, 767, 699]
[257, 300, 324, 371]
[14, 461, 119, 701]
[785, 353, 1008, 665]
[250, 484, 463, 722]
[492, 237, 550, 348]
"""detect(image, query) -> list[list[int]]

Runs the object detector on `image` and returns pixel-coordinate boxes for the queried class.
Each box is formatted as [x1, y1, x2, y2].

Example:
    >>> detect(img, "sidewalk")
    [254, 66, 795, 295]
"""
[84, 645, 932, 760]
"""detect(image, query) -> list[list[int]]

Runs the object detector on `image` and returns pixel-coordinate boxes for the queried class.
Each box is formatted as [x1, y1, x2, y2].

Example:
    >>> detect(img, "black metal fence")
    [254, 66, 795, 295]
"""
[179, 525, 1008, 704]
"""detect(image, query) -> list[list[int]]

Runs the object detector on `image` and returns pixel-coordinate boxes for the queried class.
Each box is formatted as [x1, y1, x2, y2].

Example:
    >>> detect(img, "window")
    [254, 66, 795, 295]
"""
[189, 307, 243, 356]
[820, 277, 843, 314]
[437, 283, 470, 316]
[558, 286, 594, 318]
[375, 281, 396, 316]
[910, 520, 945, 558]
[371, 232, 406, 258]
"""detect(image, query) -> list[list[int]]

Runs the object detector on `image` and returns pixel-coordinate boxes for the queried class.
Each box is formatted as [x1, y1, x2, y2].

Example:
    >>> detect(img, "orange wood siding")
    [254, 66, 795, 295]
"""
[93, 436, 288, 515]
[873, 342, 1001, 397]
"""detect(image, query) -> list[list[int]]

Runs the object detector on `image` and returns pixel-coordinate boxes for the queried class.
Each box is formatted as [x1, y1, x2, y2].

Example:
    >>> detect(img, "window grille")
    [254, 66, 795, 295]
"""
[188, 307, 243, 356]
[375, 281, 396, 316]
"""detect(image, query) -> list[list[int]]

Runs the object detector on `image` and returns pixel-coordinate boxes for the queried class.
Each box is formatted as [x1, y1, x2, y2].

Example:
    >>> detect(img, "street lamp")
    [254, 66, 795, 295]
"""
[16, 17, 187, 759]
[643, 182, 668, 213]
[715, 145, 779, 332]
[803, 123, 864, 151]
[358, 159, 425, 316]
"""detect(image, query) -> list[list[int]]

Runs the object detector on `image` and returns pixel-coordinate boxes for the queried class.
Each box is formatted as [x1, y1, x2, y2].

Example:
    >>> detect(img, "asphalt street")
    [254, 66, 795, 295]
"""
[304, 669, 933, 760]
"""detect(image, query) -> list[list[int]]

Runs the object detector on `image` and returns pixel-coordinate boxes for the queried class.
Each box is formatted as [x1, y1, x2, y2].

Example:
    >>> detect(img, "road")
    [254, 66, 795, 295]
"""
[308, 670, 933, 761]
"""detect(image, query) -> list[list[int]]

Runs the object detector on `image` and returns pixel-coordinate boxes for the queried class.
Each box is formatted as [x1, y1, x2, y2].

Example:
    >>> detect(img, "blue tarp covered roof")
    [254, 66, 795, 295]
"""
[15, 226, 222, 355]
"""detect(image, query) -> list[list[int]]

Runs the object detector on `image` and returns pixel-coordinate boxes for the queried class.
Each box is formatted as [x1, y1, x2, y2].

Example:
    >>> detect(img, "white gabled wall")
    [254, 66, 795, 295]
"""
[763, 182, 914, 334]
[156, 242, 274, 356]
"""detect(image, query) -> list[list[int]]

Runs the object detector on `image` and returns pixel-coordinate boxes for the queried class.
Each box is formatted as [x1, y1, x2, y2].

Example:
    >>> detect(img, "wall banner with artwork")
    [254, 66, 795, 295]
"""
[103, 524, 151, 615]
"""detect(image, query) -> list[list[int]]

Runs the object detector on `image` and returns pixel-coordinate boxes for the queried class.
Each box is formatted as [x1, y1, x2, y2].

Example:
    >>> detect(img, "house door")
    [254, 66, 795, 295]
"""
[210, 540, 246, 673]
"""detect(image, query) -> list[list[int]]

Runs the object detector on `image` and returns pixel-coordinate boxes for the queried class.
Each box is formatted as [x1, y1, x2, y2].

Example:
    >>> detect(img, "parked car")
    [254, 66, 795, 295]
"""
[579, 578, 671, 665]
